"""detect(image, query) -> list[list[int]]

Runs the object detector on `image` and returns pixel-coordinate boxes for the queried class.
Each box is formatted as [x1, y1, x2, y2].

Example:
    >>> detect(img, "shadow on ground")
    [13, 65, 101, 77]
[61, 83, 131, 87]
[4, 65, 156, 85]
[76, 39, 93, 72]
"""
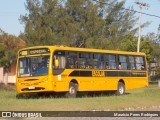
[15, 91, 131, 99]
[0, 83, 130, 99]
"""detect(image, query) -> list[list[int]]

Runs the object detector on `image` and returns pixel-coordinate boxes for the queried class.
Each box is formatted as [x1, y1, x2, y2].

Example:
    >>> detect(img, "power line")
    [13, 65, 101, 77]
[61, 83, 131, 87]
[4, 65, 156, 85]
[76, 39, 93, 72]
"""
[125, 8, 160, 19]
[93, 0, 160, 19]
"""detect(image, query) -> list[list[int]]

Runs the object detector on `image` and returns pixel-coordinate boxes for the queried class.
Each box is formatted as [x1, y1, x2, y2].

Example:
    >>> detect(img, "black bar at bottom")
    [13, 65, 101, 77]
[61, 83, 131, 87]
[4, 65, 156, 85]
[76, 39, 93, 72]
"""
[0, 111, 160, 117]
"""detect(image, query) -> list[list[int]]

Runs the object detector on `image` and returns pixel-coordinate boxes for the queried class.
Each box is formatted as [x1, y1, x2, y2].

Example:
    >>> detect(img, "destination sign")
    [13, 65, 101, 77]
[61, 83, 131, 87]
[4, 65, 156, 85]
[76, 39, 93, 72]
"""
[19, 48, 50, 56]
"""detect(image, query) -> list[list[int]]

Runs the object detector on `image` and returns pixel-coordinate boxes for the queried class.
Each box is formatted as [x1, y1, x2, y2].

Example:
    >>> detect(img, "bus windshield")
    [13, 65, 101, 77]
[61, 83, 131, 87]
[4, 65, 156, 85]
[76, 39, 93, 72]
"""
[18, 56, 50, 77]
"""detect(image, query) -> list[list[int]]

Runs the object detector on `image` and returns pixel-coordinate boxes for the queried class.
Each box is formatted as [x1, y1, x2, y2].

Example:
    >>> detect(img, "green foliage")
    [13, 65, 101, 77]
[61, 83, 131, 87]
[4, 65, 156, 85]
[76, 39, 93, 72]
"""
[141, 37, 153, 62]
[146, 32, 160, 64]
[102, 1, 137, 50]
[155, 68, 160, 79]
[0, 43, 5, 58]
[20, 0, 58, 45]
[151, 67, 160, 81]
[0, 46, 15, 72]
[119, 34, 154, 62]
[120, 34, 137, 51]
[20, 0, 137, 49]
[19, 0, 157, 63]
[0, 33, 23, 72]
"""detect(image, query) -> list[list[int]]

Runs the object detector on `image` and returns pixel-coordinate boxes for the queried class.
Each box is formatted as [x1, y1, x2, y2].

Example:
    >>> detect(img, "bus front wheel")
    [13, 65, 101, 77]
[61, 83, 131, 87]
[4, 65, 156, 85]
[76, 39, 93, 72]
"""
[65, 82, 78, 98]
[115, 82, 125, 95]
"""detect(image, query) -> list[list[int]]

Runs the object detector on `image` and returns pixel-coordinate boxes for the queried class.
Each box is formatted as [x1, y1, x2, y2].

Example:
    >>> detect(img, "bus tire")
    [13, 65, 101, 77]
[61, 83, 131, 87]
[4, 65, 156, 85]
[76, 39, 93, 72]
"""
[16, 94, 22, 99]
[115, 82, 125, 96]
[66, 82, 78, 98]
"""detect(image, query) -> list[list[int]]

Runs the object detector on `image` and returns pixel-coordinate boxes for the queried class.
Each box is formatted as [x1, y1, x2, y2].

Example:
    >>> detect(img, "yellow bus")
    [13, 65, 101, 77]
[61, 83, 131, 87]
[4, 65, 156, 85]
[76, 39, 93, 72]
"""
[16, 46, 148, 97]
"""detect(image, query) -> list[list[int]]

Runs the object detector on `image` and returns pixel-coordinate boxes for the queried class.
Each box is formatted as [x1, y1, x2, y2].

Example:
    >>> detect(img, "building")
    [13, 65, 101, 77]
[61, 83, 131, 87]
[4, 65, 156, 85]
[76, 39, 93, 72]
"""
[0, 39, 26, 84]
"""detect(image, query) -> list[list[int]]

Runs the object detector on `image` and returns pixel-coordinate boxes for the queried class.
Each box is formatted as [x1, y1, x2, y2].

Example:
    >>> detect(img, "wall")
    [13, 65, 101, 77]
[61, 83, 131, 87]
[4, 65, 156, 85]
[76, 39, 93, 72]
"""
[0, 67, 4, 83]
[0, 64, 16, 84]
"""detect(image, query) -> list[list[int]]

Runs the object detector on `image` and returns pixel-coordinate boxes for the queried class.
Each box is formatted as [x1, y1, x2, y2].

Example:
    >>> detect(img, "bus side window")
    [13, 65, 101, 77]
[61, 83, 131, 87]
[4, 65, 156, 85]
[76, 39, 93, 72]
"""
[141, 64, 145, 70]
[118, 55, 128, 70]
[52, 58, 55, 68]
[104, 55, 109, 69]
[84, 53, 91, 69]
[78, 52, 85, 69]
[135, 56, 145, 70]
[66, 51, 78, 69]
[108, 54, 117, 69]
[78, 52, 93, 69]
[53, 51, 66, 69]
[57, 56, 66, 69]
[97, 54, 105, 69]
[93, 54, 98, 69]
[105, 62, 109, 69]
[129, 56, 136, 70]
[118, 62, 122, 70]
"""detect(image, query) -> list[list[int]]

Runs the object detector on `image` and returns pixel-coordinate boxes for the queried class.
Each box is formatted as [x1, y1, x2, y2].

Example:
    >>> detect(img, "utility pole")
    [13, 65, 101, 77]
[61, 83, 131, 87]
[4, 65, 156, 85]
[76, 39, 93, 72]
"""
[135, 1, 149, 52]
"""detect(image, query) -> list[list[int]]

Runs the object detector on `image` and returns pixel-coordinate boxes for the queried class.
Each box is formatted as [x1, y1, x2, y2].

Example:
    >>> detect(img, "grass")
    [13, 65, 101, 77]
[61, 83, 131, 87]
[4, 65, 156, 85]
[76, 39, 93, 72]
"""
[0, 84, 160, 111]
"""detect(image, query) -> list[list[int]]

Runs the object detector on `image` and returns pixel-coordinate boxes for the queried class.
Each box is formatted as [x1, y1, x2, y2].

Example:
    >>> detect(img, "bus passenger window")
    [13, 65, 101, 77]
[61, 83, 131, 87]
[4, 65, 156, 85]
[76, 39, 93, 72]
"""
[135, 56, 145, 70]
[129, 56, 136, 70]
[109, 63, 117, 69]
[118, 55, 128, 70]
[141, 64, 145, 70]
[78, 52, 93, 69]
[98, 62, 105, 69]
[53, 56, 66, 69]
[106, 62, 109, 69]
[118, 62, 122, 70]
[66, 52, 78, 69]
[107, 54, 117, 69]
[78, 58, 86, 69]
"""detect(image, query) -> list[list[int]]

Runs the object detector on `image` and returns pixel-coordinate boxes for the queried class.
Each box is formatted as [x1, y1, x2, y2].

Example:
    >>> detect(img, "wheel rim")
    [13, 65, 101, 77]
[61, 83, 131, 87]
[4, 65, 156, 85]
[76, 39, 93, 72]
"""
[119, 86, 124, 95]
[69, 87, 75, 94]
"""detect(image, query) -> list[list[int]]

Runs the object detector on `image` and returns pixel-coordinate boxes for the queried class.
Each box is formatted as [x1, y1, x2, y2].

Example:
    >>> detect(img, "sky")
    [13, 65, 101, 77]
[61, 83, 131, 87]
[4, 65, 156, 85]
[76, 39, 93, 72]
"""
[0, 0, 160, 36]
[0, 0, 26, 36]
[125, 0, 160, 35]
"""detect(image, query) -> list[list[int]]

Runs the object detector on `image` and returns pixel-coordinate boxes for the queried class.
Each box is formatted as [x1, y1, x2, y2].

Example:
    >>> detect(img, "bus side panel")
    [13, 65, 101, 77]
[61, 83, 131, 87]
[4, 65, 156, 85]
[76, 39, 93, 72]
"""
[99, 77, 117, 91]
[125, 77, 148, 90]
[77, 76, 118, 91]
[52, 75, 69, 92]
[76, 77, 92, 91]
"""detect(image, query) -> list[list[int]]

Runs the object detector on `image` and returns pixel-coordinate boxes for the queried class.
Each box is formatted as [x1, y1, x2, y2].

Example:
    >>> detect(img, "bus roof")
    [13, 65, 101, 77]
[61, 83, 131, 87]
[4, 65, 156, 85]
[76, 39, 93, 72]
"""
[19, 45, 146, 56]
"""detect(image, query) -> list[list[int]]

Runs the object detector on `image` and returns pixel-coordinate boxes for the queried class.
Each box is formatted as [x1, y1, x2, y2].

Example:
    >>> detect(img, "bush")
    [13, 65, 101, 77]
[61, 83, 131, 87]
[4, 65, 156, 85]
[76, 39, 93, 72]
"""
[151, 68, 160, 81]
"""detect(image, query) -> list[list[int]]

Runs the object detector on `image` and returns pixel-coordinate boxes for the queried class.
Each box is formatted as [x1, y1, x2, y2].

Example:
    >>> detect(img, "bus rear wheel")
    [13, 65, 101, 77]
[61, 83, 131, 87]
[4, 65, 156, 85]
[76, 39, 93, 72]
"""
[115, 82, 125, 96]
[65, 82, 78, 98]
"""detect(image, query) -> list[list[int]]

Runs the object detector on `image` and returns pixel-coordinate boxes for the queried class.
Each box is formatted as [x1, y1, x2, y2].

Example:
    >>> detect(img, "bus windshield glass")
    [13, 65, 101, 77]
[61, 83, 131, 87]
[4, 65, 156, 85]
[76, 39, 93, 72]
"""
[18, 56, 50, 77]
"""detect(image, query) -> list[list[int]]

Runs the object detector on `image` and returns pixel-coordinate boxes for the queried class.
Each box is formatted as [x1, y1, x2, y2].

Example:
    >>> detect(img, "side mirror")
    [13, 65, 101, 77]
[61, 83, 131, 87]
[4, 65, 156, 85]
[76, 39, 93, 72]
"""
[55, 59, 59, 68]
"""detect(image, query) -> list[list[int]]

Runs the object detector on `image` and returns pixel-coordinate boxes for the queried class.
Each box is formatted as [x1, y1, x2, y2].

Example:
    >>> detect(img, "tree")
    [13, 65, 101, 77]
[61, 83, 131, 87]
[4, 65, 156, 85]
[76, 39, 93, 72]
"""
[120, 33, 137, 51]
[20, 0, 139, 49]
[20, 0, 59, 46]
[0, 31, 25, 85]
[147, 29, 160, 65]
[140, 37, 153, 62]
[20, 0, 152, 53]
[100, 0, 137, 50]
[20, 0, 105, 47]
[120, 33, 153, 62]
[65, 0, 105, 47]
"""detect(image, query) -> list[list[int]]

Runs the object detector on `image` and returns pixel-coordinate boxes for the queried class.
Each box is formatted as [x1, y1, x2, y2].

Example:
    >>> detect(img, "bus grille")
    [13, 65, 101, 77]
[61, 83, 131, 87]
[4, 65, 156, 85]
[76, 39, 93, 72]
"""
[24, 79, 39, 81]
[21, 87, 45, 91]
